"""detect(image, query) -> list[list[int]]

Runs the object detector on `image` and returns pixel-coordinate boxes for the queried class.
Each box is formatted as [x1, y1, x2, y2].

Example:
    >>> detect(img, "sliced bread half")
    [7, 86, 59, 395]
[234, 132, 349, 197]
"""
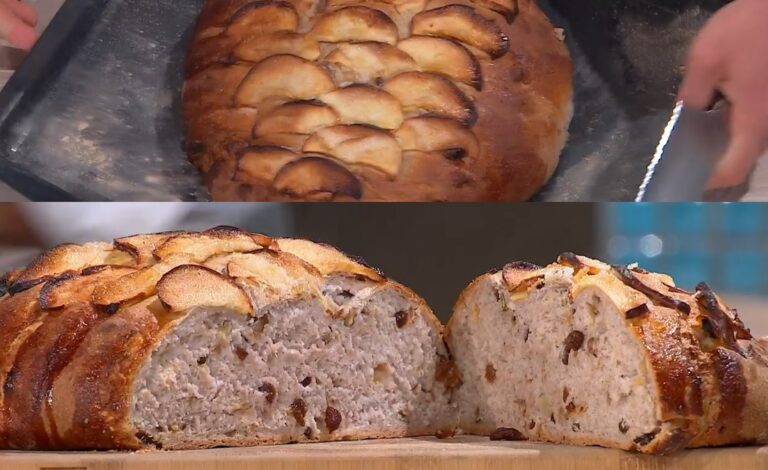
[0, 227, 455, 450]
[446, 254, 768, 454]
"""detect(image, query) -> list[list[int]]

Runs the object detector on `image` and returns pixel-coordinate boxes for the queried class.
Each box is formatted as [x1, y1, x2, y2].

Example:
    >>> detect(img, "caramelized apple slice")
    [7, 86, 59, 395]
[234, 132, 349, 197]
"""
[236, 146, 298, 182]
[394, 116, 480, 160]
[157, 265, 253, 315]
[233, 32, 321, 63]
[115, 232, 186, 265]
[474, 0, 519, 23]
[235, 55, 336, 107]
[325, 42, 417, 85]
[303, 125, 403, 177]
[383, 72, 477, 125]
[412, 5, 510, 59]
[155, 227, 272, 261]
[397, 36, 482, 90]
[273, 157, 363, 200]
[310, 6, 399, 45]
[254, 101, 339, 136]
[320, 85, 404, 130]
[226, 1, 300, 38]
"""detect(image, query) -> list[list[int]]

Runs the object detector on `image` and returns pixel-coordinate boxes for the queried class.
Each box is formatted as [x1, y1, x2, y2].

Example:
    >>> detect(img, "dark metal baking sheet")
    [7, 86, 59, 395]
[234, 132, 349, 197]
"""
[0, 0, 726, 201]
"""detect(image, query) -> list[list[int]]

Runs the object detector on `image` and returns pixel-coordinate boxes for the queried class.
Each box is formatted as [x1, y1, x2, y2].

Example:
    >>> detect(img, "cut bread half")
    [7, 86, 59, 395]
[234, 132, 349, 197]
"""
[0, 228, 455, 450]
[446, 254, 768, 454]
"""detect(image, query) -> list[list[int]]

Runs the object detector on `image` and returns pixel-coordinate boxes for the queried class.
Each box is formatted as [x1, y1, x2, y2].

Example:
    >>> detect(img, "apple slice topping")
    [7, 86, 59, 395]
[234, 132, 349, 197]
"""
[273, 157, 363, 200]
[226, 1, 300, 38]
[383, 72, 477, 126]
[311, 6, 399, 45]
[235, 55, 336, 107]
[397, 36, 483, 90]
[394, 116, 480, 161]
[254, 101, 340, 136]
[320, 85, 404, 130]
[303, 125, 403, 177]
[412, 4, 510, 59]
[325, 42, 417, 85]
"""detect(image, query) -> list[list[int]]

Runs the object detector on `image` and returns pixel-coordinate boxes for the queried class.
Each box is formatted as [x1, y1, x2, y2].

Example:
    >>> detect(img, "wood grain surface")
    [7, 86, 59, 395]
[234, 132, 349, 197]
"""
[0, 436, 766, 470]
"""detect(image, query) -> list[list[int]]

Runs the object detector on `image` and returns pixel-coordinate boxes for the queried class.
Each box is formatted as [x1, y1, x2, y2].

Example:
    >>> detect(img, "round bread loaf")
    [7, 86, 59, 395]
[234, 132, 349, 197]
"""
[0, 227, 456, 450]
[446, 254, 768, 454]
[183, 0, 574, 201]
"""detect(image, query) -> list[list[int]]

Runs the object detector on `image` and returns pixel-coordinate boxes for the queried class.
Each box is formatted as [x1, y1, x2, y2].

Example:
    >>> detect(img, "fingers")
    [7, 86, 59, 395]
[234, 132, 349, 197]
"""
[0, 0, 37, 27]
[0, 1, 37, 50]
[679, 36, 723, 110]
[707, 107, 768, 189]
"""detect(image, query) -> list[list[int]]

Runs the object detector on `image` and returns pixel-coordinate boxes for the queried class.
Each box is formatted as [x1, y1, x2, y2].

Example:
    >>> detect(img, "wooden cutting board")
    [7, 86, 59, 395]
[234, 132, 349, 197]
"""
[1, 436, 766, 470]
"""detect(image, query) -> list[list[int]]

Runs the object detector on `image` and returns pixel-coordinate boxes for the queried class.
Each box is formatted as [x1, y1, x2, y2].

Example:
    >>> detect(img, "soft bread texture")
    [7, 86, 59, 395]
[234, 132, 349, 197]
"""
[183, 0, 574, 201]
[446, 255, 768, 454]
[0, 227, 455, 450]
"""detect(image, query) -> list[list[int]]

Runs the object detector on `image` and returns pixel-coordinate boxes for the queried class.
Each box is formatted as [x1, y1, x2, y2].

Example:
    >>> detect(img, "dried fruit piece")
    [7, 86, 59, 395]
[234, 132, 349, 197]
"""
[633, 429, 660, 447]
[489, 427, 525, 441]
[395, 310, 409, 328]
[561, 331, 585, 365]
[485, 363, 497, 383]
[412, 5, 510, 59]
[325, 42, 417, 85]
[254, 101, 339, 137]
[226, 1, 300, 38]
[625, 303, 650, 320]
[397, 36, 482, 89]
[303, 125, 403, 177]
[325, 406, 342, 433]
[383, 72, 477, 126]
[259, 382, 277, 403]
[311, 6, 399, 45]
[612, 266, 691, 315]
[290, 398, 307, 425]
[273, 157, 363, 200]
[235, 55, 336, 108]
[320, 85, 404, 130]
[435, 355, 462, 390]
[619, 419, 630, 434]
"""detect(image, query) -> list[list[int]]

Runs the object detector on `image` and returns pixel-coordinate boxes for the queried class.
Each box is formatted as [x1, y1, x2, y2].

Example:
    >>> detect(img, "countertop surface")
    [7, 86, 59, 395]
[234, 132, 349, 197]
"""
[1, 436, 767, 470]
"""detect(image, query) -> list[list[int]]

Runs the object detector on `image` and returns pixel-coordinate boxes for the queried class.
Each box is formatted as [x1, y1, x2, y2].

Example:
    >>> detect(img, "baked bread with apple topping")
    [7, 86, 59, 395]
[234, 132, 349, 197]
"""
[0, 227, 455, 450]
[446, 254, 768, 454]
[183, 0, 573, 201]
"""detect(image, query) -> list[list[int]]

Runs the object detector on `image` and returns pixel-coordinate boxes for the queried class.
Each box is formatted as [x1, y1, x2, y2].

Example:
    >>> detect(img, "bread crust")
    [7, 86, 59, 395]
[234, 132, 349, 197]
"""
[182, 0, 573, 201]
[447, 255, 768, 454]
[0, 227, 444, 450]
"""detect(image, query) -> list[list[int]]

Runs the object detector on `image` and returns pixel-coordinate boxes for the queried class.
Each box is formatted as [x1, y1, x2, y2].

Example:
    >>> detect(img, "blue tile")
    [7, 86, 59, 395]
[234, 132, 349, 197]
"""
[667, 204, 709, 234]
[723, 251, 763, 293]
[612, 204, 656, 234]
[665, 252, 713, 291]
[723, 204, 764, 234]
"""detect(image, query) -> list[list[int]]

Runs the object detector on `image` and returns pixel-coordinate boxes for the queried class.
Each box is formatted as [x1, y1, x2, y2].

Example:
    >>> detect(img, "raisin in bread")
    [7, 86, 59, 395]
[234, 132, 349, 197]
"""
[0, 227, 456, 450]
[183, 0, 573, 202]
[446, 254, 768, 454]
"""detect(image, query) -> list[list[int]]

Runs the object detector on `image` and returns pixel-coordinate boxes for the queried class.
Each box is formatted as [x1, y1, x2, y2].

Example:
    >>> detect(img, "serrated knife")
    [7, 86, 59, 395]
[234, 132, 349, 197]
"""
[635, 100, 729, 202]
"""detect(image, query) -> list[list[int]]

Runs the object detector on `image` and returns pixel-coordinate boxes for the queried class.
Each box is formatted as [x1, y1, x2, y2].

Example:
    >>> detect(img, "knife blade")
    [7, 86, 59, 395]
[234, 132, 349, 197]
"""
[635, 100, 729, 202]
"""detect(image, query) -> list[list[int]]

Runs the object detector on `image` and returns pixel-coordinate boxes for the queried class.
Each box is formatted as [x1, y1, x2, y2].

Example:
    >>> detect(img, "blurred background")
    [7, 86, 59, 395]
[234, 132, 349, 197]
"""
[0, 203, 765, 335]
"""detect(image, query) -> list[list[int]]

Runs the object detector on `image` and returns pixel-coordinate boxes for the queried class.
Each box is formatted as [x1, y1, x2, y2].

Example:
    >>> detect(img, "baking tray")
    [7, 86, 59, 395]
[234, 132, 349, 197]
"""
[0, 0, 726, 201]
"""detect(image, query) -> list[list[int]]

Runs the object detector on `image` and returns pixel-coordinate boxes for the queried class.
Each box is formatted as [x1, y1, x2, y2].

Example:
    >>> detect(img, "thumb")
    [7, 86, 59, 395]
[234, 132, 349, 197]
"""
[707, 110, 768, 189]
[0, 4, 37, 50]
[679, 40, 723, 110]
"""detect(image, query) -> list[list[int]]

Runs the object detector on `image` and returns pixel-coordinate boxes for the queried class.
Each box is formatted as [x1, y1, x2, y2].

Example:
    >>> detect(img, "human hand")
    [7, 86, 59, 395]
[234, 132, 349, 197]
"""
[679, 0, 768, 189]
[0, 0, 37, 51]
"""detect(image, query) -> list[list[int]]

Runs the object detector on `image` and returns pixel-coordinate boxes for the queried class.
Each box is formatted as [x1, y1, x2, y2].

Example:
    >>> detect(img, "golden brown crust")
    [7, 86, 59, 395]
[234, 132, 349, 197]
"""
[183, 0, 573, 201]
[0, 227, 440, 450]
